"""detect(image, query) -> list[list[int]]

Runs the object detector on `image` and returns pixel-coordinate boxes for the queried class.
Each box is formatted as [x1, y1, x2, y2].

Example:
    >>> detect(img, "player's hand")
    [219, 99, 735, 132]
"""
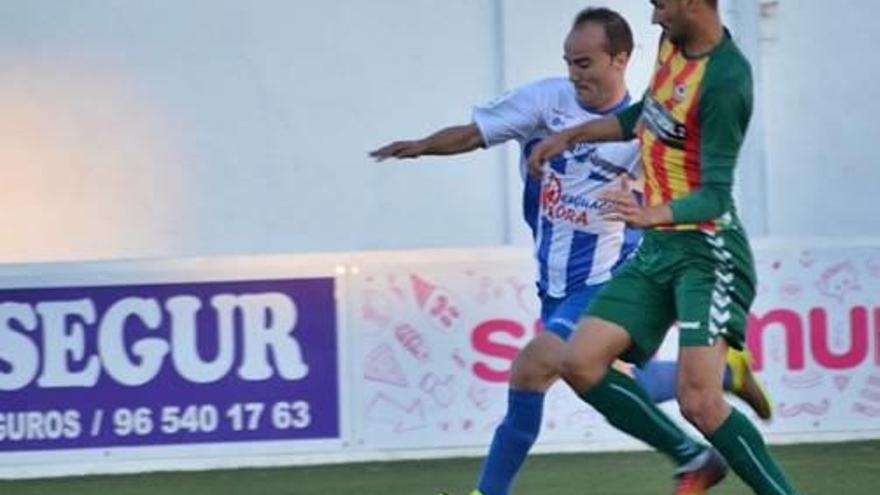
[600, 176, 652, 227]
[369, 140, 428, 161]
[526, 132, 571, 179]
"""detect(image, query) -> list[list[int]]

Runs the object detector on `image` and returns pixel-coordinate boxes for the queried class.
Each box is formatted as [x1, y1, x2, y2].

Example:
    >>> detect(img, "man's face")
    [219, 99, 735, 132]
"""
[563, 23, 627, 109]
[651, 0, 689, 45]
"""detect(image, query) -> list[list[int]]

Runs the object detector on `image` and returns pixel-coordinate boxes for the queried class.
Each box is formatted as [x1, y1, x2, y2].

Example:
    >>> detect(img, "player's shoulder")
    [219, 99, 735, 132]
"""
[709, 33, 753, 87]
[484, 77, 569, 108]
[723, 45, 752, 78]
[494, 77, 576, 115]
[518, 77, 574, 98]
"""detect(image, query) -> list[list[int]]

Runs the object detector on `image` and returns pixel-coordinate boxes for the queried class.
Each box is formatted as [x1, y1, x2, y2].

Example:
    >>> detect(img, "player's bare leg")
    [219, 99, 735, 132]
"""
[468, 332, 565, 495]
[561, 317, 723, 492]
[679, 342, 798, 494]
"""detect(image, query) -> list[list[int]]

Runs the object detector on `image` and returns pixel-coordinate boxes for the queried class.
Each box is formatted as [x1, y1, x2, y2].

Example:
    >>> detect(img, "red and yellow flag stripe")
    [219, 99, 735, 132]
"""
[640, 40, 711, 230]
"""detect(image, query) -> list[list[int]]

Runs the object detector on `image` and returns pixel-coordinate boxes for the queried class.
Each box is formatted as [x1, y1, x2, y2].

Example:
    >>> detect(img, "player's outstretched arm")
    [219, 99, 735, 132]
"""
[526, 115, 625, 178]
[369, 123, 485, 161]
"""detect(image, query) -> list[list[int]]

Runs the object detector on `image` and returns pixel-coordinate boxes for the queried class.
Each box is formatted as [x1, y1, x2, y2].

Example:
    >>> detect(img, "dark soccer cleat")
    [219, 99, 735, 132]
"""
[674, 448, 728, 495]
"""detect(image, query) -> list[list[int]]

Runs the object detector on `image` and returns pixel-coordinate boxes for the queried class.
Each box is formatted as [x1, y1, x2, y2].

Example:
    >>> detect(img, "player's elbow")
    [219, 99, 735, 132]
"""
[702, 188, 731, 221]
[670, 187, 731, 224]
[463, 124, 487, 150]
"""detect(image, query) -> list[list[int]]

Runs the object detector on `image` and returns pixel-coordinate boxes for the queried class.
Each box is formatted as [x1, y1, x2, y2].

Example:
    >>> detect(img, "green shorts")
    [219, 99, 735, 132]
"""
[586, 227, 757, 365]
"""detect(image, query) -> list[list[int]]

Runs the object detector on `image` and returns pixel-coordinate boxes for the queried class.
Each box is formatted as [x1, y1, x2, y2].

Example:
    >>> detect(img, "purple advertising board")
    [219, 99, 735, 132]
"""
[0, 277, 338, 451]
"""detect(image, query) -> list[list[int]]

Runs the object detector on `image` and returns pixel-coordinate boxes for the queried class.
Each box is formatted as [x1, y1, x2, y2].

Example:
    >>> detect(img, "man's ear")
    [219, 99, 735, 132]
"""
[612, 52, 630, 71]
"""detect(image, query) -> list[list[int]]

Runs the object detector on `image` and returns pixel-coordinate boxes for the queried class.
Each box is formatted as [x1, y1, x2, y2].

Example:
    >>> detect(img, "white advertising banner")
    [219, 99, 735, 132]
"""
[747, 245, 880, 437]
[348, 244, 880, 452]
[348, 251, 621, 452]
[2, 242, 879, 478]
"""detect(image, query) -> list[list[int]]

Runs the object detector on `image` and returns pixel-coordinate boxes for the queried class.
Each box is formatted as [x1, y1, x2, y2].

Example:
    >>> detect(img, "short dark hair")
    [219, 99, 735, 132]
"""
[705, 0, 719, 9]
[572, 7, 634, 57]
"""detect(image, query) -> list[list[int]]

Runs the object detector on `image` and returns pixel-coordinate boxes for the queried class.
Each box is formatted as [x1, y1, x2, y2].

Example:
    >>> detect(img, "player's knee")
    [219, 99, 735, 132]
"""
[678, 387, 728, 431]
[677, 389, 701, 422]
[510, 352, 560, 392]
[560, 355, 604, 391]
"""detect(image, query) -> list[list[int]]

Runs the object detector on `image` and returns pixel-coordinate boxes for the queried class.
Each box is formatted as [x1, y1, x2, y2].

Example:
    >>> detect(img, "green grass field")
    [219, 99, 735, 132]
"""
[3, 440, 878, 495]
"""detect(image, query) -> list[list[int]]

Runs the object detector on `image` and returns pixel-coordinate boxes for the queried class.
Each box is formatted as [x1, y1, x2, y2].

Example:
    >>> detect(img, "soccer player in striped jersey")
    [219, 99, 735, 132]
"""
[372, 7, 769, 495]
[528, 1, 799, 494]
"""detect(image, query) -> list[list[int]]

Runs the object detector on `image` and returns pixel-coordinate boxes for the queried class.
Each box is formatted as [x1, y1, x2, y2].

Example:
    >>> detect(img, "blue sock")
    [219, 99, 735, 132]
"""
[476, 389, 544, 495]
[632, 359, 678, 403]
[633, 360, 735, 403]
[722, 363, 733, 390]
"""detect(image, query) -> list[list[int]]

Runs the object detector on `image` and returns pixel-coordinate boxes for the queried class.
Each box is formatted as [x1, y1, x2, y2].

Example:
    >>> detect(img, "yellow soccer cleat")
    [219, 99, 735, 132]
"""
[727, 348, 773, 420]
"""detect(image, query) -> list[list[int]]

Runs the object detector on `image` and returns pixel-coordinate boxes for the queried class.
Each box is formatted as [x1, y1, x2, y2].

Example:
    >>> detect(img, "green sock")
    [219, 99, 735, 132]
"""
[707, 408, 799, 495]
[581, 368, 703, 465]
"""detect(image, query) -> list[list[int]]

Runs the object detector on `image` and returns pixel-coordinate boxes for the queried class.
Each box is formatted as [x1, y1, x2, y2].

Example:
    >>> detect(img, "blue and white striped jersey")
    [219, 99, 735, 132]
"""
[473, 78, 641, 297]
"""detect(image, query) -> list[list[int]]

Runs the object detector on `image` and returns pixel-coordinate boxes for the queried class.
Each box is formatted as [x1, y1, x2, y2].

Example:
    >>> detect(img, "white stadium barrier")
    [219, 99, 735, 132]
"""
[1, 241, 879, 479]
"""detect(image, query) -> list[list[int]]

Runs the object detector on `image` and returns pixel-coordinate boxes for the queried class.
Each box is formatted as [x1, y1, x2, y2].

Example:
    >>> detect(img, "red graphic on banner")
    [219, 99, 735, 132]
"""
[420, 373, 455, 408]
[366, 393, 426, 432]
[451, 348, 467, 369]
[777, 399, 830, 417]
[854, 403, 880, 417]
[411, 274, 461, 331]
[387, 274, 407, 300]
[779, 279, 803, 301]
[394, 323, 430, 362]
[799, 250, 816, 268]
[507, 276, 538, 315]
[854, 374, 880, 417]
[476, 275, 506, 304]
[815, 262, 861, 301]
[781, 372, 823, 389]
[468, 384, 492, 411]
[362, 289, 393, 327]
[364, 343, 409, 387]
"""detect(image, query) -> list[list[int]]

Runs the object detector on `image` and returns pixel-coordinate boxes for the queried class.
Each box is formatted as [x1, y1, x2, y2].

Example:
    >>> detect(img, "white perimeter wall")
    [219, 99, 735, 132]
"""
[759, 0, 880, 237]
[0, 0, 876, 264]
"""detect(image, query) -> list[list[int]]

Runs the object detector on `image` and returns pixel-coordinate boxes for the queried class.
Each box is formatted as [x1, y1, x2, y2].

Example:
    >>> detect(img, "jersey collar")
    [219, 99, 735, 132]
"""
[577, 92, 632, 116]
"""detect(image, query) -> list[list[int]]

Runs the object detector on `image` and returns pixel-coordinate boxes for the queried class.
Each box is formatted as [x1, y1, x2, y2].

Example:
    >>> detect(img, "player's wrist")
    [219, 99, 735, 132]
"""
[566, 120, 598, 146]
[642, 205, 673, 227]
[413, 139, 431, 156]
[560, 128, 579, 148]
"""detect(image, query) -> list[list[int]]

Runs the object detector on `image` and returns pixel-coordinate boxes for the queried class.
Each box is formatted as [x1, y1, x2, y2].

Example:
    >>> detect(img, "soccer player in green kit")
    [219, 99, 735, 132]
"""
[528, 1, 800, 494]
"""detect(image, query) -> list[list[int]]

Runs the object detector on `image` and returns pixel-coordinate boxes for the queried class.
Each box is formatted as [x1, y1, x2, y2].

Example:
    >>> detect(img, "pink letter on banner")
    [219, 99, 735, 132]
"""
[471, 319, 526, 383]
[747, 309, 805, 371]
[809, 307, 868, 370]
